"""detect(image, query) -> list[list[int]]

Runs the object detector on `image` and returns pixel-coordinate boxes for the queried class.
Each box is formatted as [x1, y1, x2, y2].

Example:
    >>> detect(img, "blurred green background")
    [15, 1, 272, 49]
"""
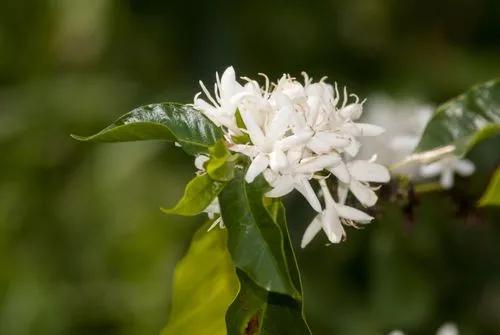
[1, 0, 499, 334]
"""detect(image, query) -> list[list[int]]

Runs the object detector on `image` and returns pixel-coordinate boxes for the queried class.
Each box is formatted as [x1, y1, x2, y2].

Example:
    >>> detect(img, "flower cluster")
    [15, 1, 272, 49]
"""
[193, 67, 390, 246]
[361, 96, 475, 188]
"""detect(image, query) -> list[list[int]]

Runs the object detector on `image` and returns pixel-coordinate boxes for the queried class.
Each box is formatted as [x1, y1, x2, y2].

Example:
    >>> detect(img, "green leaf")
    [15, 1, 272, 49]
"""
[72, 103, 223, 155]
[162, 173, 225, 216]
[415, 79, 500, 157]
[206, 140, 236, 182]
[264, 199, 303, 296]
[231, 110, 251, 144]
[161, 223, 239, 335]
[226, 270, 311, 335]
[478, 168, 500, 207]
[218, 170, 299, 298]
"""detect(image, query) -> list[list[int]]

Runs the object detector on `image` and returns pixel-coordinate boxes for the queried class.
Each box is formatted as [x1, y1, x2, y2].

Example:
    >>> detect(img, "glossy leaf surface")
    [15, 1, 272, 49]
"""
[162, 173, 225, 216]
[415, 80, 500, 157]
[218, 170, 299, 298]
[161, 224, 239, 335]
[72, 103, 223, 155]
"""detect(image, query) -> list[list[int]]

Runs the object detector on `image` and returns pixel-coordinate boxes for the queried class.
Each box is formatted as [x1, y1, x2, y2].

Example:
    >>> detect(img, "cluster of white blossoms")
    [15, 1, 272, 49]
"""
[193, 66, 390, 246]
[362, 96, 475, 189]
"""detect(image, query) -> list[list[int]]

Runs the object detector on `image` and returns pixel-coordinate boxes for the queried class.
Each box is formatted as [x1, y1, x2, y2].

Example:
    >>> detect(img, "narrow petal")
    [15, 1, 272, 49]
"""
[348, 160, 390, 183]
[321, 207, 345, 243]
[335, 203, 373, 223]
[306, 96, 321, 126]
[307, 135, 331, 154]
[419, 162, 443, 178]
[454, 159, 475, 176]
[315, 132, 351, 148]
[296, 154, 340, 173]
[328, 161, 351, 184]
[344, 139, 361, 157]
[220, 66, 243, 100]
[277, 131, 313, 150]
[240, 110, 266, 146]
[295, 177, 322, 212]
[194, 98, 221, 126]
[194, 155, 209, 171]
[301, 216, 322, 248]
[245, 153, 269, 183]
[229, 144, 258, 157]
[269, 149, 288, 171]
[440, 168, 454, 189]
[266, 176, 295, 197]
[267, 107, 291, 141]
[352, 123, 385, 136]
[337, 182, 349, 205]
[349, 180, 378, 207]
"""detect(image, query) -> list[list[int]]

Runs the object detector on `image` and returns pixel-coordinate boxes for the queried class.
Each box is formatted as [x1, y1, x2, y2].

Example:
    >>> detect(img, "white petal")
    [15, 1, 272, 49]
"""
[337, 182, 349, 205]
[348, 161, 390, 183]
[194, 98, 221, 126]
[267, 107, 291, 141]
[349, 180, 378, 207]
[229, 144, 258, 157]
[295, 155, 340, 173]
[436, 323, 459, 335]
[306, 135, 331, 154]
[269, 149, 288, 171]
[240, 110, 266, 146]
[339, 103, 363, 120]
[344, 139, 361, 157]
[300, 216, 322, 248]
[277, 131, 313, 150]
[454, 159, 475, 176]
[295, 177, 322, 212]
[321, 207, 345, 243]
[352, 123, 385, 136]
[266, 176, 295, 197]
[440, 168, 454, 189]
[314, 132, 351, 148]
[419, 162, 443, 178]
[306, 96, 321, 126]
[335, 203, 373, 223]
[220, 66, 242, 100]
[194, 155, 209, 171]
[328, 161, 351, 184]
[245, 153, 269, 183]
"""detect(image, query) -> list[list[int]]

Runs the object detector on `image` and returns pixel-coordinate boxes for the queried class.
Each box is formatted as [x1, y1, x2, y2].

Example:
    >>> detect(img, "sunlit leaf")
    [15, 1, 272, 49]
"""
[478, 168, 500, 207]
[415, 79, 500, 157]
[72, 103, 223, 155]
[161, 224, 239, 335]
[162, 173, 225, 216]
[219, 170, 299, 298]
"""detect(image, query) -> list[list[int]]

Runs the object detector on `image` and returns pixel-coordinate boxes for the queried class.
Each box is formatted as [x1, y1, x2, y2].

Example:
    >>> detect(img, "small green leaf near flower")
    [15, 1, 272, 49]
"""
[162, 173, 225, 216]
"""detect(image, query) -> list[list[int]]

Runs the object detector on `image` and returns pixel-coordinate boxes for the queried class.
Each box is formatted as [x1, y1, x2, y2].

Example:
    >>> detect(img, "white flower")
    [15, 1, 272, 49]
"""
[229, 105, 312, 183]
[194, 154, 224, 230]
[301, 179, 373, 247]
[194, 66, 245, 135]
[337, 156, 391, 207]
[420, 155, 475, 189]
[359, 96, 433, 177]
[194, 68, 390, 245]
[436, 323, 459, 335]
[205, 199, 224, 231]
